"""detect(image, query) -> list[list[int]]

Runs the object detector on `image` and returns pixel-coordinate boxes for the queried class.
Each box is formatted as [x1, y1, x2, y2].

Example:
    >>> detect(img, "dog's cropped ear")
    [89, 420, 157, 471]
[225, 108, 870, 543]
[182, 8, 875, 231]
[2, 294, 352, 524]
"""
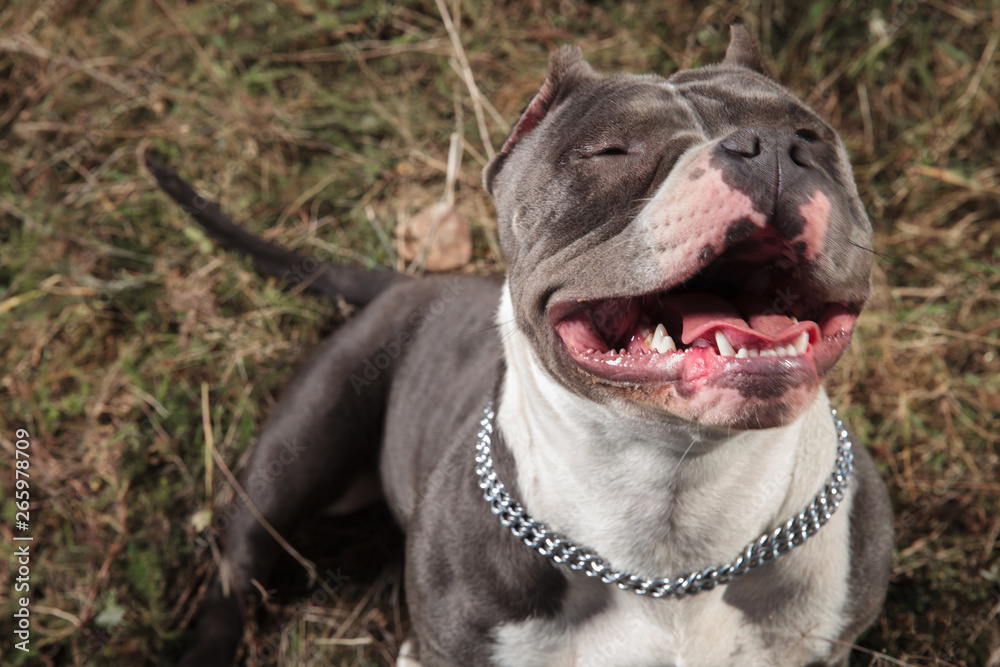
[723, 25, 770, 77]
[483, 45, 597, 196]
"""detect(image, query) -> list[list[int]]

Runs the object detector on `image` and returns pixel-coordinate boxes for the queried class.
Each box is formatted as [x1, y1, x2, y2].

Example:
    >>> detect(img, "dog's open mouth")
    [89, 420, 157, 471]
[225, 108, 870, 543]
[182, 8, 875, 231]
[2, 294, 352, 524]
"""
[551, 230, 859, 388]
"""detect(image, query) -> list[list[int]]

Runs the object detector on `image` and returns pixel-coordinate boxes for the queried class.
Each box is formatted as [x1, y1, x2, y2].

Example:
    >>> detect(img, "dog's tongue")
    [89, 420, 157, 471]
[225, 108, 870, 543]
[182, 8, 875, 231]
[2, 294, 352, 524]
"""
[731, 294, 798, 338]
[660, 293, 797, 344]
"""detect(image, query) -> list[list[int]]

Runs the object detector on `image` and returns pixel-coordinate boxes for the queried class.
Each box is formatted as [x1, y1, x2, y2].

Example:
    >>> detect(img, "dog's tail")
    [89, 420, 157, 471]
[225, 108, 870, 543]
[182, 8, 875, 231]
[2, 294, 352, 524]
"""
[144, 154, 409, 307]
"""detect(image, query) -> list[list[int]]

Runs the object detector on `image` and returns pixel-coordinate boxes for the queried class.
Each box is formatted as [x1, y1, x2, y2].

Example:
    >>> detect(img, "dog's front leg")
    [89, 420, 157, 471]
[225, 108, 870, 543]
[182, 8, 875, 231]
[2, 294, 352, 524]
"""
[179, 295, 412, 666]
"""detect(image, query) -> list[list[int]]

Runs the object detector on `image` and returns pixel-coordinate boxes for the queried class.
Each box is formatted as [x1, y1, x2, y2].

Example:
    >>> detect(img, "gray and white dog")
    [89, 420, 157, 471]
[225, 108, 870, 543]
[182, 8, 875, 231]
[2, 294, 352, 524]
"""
[152, 26, 892, 667]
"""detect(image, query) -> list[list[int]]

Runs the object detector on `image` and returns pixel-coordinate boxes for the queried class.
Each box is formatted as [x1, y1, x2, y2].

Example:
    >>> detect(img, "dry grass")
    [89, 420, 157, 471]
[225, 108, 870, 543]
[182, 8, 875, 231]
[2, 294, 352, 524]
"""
[1, 1, 998, 665]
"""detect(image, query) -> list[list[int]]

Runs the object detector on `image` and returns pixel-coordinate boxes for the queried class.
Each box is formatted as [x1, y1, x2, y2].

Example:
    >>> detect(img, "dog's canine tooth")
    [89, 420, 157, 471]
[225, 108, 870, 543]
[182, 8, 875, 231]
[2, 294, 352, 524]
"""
[794, 331, 809, 354]
[715, 330, 736, 357]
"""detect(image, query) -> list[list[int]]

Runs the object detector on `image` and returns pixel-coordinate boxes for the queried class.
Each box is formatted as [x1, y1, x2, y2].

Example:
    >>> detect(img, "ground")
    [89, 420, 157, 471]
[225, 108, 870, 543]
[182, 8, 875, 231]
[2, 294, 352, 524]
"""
[0, 1, 998, 665]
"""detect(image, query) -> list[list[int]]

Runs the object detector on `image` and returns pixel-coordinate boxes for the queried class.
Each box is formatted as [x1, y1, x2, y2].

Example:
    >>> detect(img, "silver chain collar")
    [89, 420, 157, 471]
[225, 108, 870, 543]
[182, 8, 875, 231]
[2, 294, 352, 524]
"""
[474, 402, 854, 598]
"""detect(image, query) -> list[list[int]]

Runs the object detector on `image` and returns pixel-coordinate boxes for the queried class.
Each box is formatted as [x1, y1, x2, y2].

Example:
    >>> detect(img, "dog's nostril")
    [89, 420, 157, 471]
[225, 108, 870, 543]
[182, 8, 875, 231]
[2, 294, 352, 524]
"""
[795, 128, 819, 142]
[789, 145, 809, 167]
[721, 132, 761, 158]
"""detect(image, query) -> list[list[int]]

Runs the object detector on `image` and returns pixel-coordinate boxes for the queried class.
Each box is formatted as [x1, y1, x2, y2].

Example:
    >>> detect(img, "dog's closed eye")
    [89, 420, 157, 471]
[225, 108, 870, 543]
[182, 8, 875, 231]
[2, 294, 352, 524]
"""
[573, 143, 630, 158]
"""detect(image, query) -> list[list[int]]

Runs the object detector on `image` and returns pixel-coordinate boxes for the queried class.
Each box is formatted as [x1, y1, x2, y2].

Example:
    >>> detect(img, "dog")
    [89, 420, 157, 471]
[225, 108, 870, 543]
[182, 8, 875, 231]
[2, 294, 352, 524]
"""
[150, 26, 892, 667]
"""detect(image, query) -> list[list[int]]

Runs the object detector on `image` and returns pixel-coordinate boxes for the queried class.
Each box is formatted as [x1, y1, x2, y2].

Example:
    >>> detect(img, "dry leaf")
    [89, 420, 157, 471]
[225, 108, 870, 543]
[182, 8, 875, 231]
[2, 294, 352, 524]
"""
[395, 201, 472, 272]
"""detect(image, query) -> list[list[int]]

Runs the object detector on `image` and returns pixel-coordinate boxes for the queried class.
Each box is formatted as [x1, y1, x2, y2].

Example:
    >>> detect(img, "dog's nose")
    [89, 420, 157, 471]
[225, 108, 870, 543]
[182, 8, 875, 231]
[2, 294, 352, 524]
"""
[719, 126, 820, 168]
[712, 126, 829, 243]
[719, 128, 763, 158]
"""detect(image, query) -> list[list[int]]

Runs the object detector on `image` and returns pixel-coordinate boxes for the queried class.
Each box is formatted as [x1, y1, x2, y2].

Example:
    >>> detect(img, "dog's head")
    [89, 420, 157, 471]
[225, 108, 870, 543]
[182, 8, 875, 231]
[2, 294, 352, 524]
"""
[484, 27, 873, 430]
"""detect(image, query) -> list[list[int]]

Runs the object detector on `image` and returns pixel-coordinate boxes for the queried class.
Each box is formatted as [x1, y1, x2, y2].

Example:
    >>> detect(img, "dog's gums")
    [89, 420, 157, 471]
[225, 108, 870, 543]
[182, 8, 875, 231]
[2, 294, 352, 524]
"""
[551, 228, 859, 387]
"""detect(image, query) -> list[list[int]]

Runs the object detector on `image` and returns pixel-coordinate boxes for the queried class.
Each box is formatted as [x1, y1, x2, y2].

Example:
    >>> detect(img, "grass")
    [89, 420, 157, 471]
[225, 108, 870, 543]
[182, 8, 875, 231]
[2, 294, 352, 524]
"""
[1, 0, 998, 665]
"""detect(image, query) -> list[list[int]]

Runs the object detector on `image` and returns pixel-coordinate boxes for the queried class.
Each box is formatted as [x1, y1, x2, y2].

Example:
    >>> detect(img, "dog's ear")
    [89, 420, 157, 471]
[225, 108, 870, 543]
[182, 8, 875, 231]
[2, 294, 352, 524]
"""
[723, 25, 770, 77]
[483, 46, 597, 196]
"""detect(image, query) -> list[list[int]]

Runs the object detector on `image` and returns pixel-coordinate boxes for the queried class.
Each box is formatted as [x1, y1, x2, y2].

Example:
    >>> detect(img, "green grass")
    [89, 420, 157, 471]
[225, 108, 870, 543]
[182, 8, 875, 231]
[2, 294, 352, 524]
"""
[1, 1, 998, 665]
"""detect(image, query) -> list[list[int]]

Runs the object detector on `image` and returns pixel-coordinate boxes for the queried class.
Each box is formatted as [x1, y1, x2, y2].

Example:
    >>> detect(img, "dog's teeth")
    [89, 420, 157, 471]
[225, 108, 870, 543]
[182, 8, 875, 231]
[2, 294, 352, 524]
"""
[736, 347, 749, 358]
[651, 337, 677, 354]
[715, 331, 736, 357]
[650, 323, 676, 354]
[748, 348, 759, 357]
[642, 325, 654, 346]
[760, 349, 776, 357]
[790, 316, 798, 324]
[794, 331, 809, 354]
[652, 323, 666, 346]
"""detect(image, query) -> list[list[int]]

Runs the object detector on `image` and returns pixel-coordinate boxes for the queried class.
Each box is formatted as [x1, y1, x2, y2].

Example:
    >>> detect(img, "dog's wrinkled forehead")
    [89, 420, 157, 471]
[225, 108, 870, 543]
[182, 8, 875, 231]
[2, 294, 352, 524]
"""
[483, 27, 854, 267]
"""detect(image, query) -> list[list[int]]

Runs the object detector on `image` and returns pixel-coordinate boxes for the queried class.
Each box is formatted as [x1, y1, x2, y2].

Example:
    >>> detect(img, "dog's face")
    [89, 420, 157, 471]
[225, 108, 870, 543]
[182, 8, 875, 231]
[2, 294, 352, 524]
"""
[485, 30, 873, 429]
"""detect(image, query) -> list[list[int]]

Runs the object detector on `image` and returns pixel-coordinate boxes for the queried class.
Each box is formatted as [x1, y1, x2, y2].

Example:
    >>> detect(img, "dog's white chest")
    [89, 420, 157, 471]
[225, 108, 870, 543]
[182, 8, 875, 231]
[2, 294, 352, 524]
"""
[490, 584, 833, 667]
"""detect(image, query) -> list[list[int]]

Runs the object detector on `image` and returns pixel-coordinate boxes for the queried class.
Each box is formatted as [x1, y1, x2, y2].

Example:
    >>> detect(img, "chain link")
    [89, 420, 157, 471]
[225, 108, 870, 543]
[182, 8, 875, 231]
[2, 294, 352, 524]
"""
[474, 402, 854, 598]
